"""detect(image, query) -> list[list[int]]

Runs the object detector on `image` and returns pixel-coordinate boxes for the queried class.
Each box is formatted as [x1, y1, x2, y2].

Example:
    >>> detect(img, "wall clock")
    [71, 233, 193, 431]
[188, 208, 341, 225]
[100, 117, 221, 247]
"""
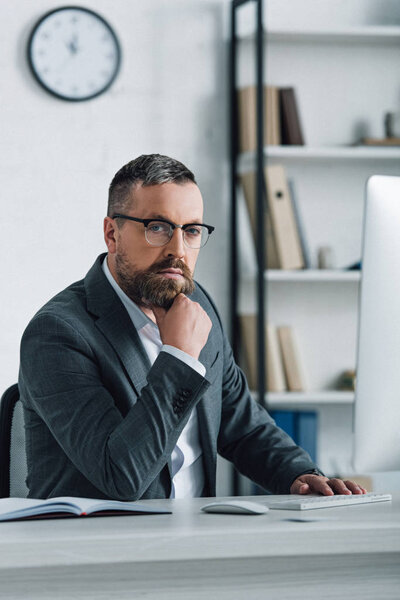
[27, 6, 121, 102]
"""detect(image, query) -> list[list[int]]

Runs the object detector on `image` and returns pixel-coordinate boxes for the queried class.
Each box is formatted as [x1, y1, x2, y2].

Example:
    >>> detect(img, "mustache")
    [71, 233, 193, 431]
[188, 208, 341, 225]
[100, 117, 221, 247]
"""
[146, 257, 192, 279]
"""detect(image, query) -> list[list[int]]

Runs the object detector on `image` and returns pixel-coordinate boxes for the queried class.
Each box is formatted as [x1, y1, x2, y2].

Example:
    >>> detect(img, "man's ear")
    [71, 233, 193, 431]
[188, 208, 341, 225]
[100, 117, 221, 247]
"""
[104, 217, 118, 254]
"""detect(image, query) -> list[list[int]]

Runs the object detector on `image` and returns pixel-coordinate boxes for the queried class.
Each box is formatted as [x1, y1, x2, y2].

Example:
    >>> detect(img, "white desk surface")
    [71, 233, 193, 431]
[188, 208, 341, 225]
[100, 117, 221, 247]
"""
[1, 493, 399, 600]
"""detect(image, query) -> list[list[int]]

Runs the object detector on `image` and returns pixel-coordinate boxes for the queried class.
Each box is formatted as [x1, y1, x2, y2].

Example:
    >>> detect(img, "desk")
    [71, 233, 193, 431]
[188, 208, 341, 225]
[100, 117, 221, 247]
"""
[1, 493, 399, 599]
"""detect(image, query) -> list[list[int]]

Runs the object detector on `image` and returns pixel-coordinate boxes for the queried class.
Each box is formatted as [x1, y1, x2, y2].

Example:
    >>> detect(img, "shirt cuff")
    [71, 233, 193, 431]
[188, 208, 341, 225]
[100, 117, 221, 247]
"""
[161, 345, 206, 378]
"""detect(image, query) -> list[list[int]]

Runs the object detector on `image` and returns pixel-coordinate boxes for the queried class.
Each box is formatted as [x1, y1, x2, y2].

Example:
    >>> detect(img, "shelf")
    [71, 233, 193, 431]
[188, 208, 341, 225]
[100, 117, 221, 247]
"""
[239, 25, 400, 44]
[251, 391, 355, 408]
[241, 270, 361, 283]
[266, 270, 361, 283]
[239, 145, 400, 170]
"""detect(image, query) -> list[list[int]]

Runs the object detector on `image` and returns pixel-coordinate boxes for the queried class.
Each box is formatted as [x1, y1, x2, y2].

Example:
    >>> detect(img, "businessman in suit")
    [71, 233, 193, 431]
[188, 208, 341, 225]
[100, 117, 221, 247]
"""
[19, 154, 365, 500]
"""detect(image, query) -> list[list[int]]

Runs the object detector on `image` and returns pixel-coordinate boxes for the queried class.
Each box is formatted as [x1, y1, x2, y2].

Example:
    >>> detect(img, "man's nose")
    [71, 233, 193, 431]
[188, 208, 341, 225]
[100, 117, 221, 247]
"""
[164, 227, 185, 258]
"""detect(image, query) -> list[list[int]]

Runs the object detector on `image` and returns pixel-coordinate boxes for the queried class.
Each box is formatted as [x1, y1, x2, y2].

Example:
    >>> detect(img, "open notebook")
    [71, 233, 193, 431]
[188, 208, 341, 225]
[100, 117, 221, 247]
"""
[0, 496, 172, 521]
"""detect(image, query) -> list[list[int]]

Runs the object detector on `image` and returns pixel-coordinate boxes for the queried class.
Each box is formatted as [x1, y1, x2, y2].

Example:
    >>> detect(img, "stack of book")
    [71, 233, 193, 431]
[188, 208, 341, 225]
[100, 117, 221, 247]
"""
[237, 85, 304, 152]
[239, 317, 316, 463]
[239, 317, 307, 393]
[240, 165, 311, 270]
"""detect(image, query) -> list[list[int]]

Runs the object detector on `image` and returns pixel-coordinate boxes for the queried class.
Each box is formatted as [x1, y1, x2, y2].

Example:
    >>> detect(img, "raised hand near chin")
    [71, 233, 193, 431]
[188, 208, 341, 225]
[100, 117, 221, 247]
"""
[150, 293, 212, 360]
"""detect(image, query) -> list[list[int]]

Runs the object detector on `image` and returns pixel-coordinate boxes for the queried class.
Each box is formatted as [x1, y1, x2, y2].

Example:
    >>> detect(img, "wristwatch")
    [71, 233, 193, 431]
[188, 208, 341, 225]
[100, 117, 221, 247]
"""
[301, 468, 325, 477]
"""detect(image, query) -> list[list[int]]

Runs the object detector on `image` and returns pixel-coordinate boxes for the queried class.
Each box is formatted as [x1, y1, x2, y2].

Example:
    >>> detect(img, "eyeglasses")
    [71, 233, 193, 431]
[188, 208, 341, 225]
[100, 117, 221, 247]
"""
[112, 214, 215, 249]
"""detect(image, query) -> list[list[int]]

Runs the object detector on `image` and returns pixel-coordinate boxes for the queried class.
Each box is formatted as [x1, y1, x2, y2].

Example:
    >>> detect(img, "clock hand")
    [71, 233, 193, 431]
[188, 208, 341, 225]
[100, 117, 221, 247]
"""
[66, 34, 80, 55]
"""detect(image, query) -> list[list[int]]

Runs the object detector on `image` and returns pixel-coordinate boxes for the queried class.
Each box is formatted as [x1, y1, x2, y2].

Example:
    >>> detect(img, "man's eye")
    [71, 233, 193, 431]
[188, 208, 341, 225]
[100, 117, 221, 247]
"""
[149, 222, 168, 233]
[186, 227, 202, 236]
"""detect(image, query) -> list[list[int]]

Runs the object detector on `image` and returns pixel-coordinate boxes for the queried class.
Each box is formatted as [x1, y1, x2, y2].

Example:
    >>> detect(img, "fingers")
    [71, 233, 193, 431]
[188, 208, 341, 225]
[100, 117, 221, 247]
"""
[289, 478, 311, 495]
[298, 483, 310, 494]
[291, 475, 368, 496]
[325, 478, 367, 495]
[343, 480, 367, 495]
[150, 305, 167, 324]
[325, 478, 352, 495]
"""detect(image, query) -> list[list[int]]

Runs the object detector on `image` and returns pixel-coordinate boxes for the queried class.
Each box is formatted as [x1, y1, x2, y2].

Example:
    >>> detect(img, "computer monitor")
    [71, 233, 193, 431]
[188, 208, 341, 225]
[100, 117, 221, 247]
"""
[353, 175, 400, 473]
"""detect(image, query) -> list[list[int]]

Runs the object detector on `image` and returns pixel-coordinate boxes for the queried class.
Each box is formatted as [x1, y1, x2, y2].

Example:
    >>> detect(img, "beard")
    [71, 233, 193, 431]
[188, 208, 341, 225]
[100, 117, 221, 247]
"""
[114, 251, 195, 310]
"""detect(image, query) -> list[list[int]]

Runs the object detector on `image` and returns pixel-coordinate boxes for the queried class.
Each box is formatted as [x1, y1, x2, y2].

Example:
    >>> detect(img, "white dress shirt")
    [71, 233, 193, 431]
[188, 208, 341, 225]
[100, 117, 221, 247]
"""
[102, 256, 205, 498]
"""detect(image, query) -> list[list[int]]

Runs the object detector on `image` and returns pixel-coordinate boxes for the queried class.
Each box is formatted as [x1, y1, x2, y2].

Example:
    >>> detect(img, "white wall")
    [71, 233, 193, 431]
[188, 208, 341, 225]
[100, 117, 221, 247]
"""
[1, 0, 231, 396]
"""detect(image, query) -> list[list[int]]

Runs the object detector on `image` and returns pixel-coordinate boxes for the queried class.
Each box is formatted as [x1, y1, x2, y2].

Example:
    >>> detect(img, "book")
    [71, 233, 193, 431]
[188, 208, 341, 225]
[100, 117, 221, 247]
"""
[239, 314, 258, 390]
[288, 179, 311, 269]
[264, 164, 305, 270]
[240, 171, 280, 269]
[239, 316, 286, 392]
[266, 86, 281, 146]
[237, 86, 281, 153]
[266, 323, 287, 392]
[277, 326, 307, 392]
[279, 87, 305, 145]
[361, 137, 400, 146]
[0, 496, 172, 522]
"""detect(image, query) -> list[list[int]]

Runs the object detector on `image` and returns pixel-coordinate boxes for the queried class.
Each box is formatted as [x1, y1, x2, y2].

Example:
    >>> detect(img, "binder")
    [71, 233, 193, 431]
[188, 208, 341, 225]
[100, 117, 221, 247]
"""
[266, 323, 286, 392]
[277, 326, 307, 392]
[264, 164, 304, 270]
[288, 179, 311, 269]
[295, 412, 317, 462]
[269, 410, 296, 440]
[270, 410, 317, 463]
[240, 314, 258, 390]
[239, 316, 286, 392]
[240, 171, 280, 269]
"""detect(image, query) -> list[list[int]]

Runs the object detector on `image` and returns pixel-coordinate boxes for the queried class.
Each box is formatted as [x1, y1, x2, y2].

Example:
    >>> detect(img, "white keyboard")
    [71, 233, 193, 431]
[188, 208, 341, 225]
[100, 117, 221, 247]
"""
[268, 493, 392, 511]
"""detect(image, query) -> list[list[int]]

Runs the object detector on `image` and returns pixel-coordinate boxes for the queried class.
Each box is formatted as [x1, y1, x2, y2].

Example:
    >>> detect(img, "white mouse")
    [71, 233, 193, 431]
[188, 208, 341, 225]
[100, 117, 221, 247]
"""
[201, 500, 269, 515]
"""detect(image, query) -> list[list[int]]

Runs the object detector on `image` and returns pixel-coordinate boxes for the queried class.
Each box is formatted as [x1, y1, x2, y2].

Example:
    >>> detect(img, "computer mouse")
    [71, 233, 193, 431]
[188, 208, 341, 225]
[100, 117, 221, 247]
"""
[201, 500, 269, 515]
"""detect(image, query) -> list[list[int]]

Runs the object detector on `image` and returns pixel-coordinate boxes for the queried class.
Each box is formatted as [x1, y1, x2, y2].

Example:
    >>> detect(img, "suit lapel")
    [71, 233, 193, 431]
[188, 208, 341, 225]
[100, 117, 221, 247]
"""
[96, 309, 151, 397]
[84, 254, 151, 397]
[193, 288, 219, 493]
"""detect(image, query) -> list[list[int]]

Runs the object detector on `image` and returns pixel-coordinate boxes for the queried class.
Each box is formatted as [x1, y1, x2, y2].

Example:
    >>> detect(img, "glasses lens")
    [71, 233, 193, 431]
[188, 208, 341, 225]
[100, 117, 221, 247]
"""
[183, 225, 209, 249]
[145, 221, 172, 246]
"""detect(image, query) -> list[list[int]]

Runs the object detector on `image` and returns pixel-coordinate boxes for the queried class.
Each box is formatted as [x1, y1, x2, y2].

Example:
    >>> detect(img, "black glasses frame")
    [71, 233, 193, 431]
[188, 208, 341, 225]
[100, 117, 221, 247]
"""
[112, 214, 215, 235]
[112, 214, 214, 248]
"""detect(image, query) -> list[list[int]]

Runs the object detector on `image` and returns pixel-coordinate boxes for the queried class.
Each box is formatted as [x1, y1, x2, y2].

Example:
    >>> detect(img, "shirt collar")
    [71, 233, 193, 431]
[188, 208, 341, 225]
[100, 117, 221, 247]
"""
[102, 255, 156, 332]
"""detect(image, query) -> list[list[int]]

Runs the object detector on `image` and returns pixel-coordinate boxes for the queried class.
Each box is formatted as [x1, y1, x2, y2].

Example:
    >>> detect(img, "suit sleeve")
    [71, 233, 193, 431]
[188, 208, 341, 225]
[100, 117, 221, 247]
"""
[19, 312, 209, 501]
[195, 283, 319, 494]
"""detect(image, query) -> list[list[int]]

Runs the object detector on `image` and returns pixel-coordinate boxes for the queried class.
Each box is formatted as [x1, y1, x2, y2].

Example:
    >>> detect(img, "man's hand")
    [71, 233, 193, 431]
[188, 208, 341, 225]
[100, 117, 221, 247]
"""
[290, 474, 367, 496]
[151, 294, 212, 360]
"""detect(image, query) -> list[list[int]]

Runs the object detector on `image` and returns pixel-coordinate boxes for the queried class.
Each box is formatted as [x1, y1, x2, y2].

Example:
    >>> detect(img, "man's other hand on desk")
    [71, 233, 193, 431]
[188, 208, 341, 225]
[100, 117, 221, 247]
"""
[290, 474, 367, 496]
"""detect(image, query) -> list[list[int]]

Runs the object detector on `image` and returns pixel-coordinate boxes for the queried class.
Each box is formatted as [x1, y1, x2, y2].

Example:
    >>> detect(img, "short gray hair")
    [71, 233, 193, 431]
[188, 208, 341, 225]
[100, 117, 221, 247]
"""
[107, 154, 197, 218]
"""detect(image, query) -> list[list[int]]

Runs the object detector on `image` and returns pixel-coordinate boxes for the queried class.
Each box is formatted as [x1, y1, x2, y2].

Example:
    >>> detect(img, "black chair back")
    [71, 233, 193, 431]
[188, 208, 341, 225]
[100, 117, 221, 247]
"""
[0, 384, 28, 498]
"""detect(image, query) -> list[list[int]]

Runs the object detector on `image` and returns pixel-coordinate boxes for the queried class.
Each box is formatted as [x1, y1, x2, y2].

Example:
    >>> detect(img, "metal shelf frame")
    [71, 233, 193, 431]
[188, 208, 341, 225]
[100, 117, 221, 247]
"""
[230, 0, 265, 494]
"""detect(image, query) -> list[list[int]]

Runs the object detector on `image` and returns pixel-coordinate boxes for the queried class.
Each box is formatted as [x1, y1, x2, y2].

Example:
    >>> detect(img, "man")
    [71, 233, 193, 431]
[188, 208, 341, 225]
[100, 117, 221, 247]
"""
[19, 154, 365, 500]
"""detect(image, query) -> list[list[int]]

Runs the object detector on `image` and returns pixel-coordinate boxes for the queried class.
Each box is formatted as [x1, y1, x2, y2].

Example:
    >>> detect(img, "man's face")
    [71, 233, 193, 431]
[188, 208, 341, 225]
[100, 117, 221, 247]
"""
[104, 181, 204, 309]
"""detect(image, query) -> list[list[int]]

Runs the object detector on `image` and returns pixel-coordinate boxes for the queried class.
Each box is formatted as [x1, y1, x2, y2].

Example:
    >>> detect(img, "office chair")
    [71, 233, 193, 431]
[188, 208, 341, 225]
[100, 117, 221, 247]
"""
[0, 384, 29, 498]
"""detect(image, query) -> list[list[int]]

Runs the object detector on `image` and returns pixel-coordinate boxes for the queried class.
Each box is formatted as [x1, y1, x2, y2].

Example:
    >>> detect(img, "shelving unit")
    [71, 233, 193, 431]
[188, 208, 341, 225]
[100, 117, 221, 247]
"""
[265, 270, 360, 282]
[239, 145, 400, 169]
[239, 25, 400, 44]
[252, 391, 354, 408]
[230, 0, 400, 484]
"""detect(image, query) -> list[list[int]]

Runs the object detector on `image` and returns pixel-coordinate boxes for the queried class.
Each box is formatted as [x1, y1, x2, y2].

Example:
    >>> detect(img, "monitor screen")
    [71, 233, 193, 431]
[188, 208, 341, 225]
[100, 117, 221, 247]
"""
[353, 175, 400, 472]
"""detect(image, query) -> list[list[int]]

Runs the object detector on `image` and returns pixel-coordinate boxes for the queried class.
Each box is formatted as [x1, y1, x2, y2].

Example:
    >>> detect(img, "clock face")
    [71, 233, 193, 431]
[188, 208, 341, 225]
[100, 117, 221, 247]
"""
[27, 6, 121, 101]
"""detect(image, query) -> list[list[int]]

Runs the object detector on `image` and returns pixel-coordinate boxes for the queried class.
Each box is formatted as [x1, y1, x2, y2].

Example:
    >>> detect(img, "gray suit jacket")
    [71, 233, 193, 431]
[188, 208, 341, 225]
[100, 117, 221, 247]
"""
[18, 254, 318, 500]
